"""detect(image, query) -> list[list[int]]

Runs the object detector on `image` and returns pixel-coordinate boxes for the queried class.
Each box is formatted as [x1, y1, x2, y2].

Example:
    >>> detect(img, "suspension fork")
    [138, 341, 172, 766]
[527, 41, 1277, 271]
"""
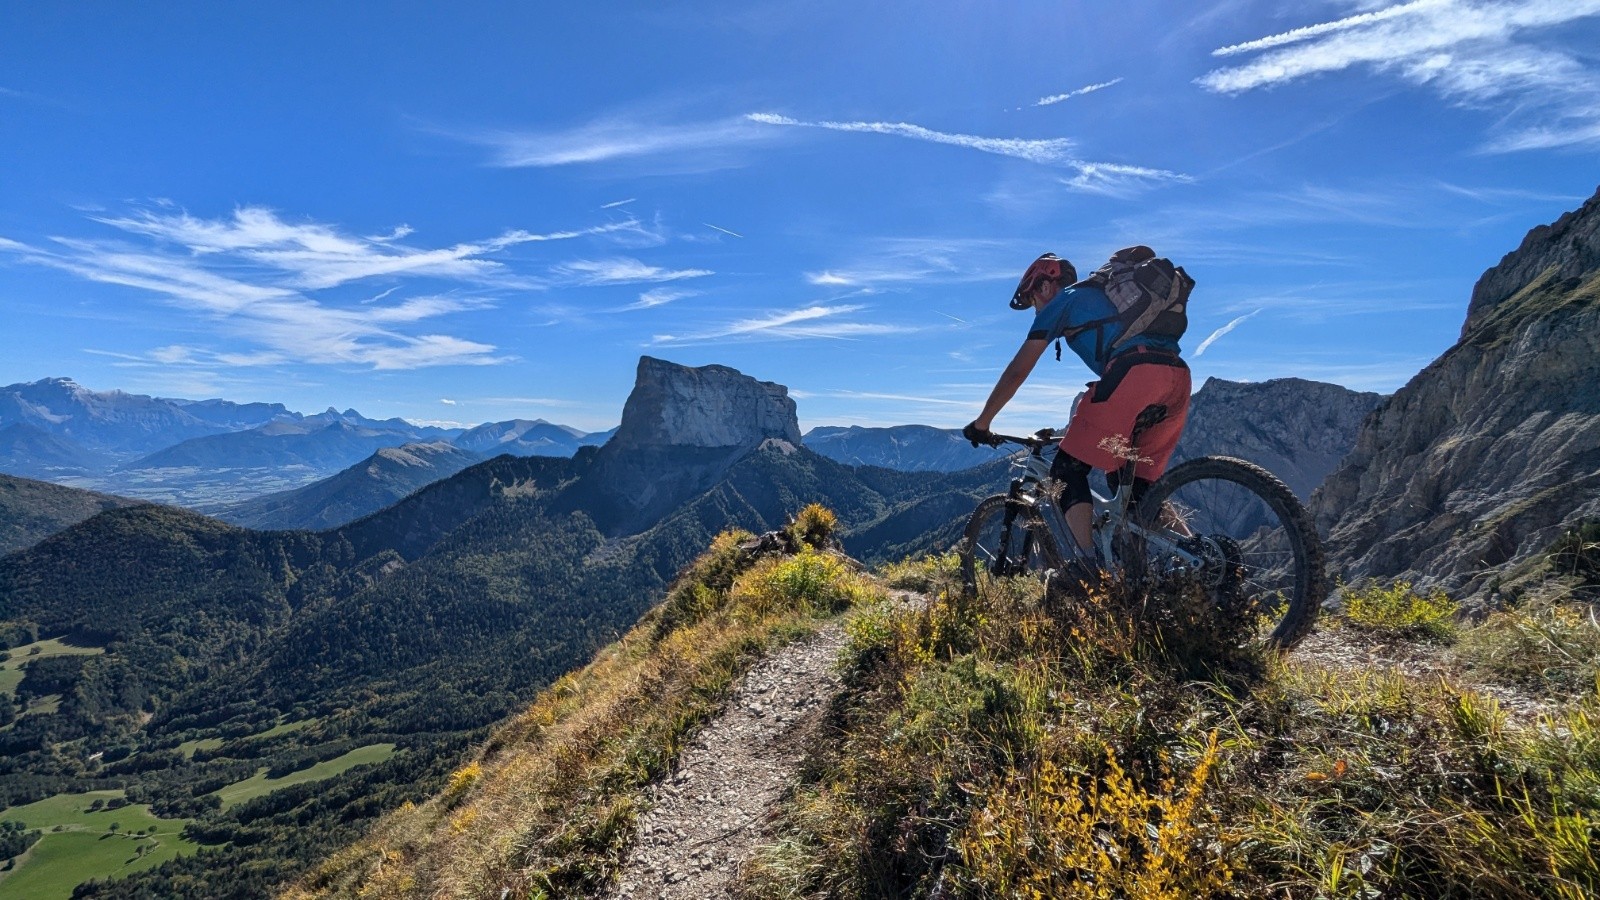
[992, 479, 1031, 575]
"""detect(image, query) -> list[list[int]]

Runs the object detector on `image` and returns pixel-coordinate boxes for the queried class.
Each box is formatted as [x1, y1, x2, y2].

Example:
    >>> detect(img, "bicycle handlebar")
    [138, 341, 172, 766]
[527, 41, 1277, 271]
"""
[982, 428, 1058, 451]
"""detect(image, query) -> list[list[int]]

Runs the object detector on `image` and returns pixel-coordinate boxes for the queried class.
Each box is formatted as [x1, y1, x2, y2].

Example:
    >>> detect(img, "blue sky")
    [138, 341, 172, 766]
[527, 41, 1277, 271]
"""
[2, 1, 1597, 433]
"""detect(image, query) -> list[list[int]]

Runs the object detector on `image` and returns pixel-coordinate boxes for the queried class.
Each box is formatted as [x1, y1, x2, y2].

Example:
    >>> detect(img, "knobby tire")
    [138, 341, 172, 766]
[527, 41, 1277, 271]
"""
[958, 493, 1064, 599]
[1135, 455, 1327, 649]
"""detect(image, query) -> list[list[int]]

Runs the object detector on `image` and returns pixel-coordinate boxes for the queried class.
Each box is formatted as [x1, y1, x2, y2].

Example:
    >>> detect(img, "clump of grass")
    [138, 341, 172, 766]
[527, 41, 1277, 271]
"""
[440, 762, 481, 807]
[731, 549, 875, 619]
[286, 507, 878, 900]
[1339, 579, 1459, 641]
[786, 502, 839, 551]
[652, 528, 754, 639]
[1549, 518, 1600, 596]
[1458, 600, 1600, 689]
[876, 551, 961, 594]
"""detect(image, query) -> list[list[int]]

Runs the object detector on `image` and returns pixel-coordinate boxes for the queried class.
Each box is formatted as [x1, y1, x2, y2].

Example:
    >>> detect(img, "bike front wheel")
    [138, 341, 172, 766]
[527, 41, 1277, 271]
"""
[1133, 456, 1327, 649]
[959, 493, 1064, 599]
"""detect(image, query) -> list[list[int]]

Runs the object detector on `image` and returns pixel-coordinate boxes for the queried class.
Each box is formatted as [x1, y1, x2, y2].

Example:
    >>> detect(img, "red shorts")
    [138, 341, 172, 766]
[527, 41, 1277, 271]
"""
[1060, 362, 1190, 481]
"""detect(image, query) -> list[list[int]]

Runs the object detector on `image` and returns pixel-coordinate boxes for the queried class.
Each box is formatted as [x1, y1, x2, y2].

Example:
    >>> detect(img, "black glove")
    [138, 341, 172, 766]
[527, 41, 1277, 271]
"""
[962, 422, 996, 448]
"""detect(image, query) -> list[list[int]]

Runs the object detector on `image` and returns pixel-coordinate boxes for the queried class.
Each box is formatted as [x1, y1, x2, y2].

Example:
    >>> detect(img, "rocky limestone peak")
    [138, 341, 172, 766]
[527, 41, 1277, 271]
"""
[1464, 184, 1600, 336]
[1313, 192, 1600, 606]
[613, 356, 802, 452]
[1174, 377, 1383, 501]
[571, 358, 805, 536]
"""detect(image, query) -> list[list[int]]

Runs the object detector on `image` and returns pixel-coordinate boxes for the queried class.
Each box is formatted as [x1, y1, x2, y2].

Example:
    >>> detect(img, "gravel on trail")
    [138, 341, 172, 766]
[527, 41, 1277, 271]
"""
[603, 624, 847, 900]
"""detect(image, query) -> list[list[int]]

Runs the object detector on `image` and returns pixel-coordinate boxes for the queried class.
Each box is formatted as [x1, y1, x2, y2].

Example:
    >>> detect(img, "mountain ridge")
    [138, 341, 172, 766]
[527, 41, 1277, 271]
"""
[1314, 184, 1600, 603]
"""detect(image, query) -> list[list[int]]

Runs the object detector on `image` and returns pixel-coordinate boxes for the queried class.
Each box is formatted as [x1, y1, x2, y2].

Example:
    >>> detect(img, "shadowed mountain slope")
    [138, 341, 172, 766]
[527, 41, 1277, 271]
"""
[0, 473, 143, 557]
[0, 422, 115, 478]
[213, 442, 485, 531]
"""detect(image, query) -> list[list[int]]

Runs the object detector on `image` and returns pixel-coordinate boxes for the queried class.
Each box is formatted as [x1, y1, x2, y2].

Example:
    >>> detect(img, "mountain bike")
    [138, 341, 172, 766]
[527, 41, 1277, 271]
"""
[957, 424, 1327, 649]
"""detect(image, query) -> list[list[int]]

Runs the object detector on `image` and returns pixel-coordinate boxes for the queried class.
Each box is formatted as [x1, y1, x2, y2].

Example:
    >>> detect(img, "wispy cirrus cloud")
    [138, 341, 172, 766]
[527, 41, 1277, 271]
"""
[93, 206, 648, 290]
[1032, 78, 1123, 107]
[462, 115, 775, 168]
[1198, 0, 1600, 151]
[622, 287, 699, 311]
[1061, 162, 1195, 198]
[554, 257, 714, 286]
[651, 303, 917, 345]
[803, 236, 1017, 289]
[453, 108, 1186, 195]
[0, 205, 658, 370]
[747, 113, 1190, 195]
[746, 112, 1079, 164]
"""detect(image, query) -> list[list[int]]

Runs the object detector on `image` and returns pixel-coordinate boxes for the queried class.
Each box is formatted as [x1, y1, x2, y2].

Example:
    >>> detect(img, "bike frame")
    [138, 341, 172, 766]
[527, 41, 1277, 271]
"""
[995, 434, 1202, 574]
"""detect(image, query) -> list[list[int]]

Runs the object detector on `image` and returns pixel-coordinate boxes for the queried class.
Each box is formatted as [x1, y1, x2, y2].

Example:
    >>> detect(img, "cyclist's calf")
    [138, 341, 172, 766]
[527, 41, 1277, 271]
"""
[1049, 451, 1155, 509]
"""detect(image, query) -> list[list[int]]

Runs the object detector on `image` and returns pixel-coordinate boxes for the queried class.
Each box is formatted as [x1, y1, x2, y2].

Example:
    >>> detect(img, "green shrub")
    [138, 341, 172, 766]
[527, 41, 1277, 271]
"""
[1549, 519, 1600, 593]
[877, 552, 960, 593]
[731, 549, 876, 618]
[652, 529, 755, 639]
[1340, 580, 1459, 641]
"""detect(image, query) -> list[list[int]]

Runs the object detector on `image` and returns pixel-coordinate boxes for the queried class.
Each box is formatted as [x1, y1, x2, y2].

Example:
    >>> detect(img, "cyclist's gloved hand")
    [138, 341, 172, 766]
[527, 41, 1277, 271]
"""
[962, 421, 997, 448]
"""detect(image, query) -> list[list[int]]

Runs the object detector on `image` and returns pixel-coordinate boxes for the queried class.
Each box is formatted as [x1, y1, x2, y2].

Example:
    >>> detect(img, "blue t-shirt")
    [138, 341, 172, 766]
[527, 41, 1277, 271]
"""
[1027, 285, 1181, 377]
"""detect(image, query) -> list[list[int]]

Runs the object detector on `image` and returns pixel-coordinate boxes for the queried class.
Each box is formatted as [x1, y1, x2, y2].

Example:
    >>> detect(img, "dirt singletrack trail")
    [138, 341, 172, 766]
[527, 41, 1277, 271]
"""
[603, 623, 848, 899]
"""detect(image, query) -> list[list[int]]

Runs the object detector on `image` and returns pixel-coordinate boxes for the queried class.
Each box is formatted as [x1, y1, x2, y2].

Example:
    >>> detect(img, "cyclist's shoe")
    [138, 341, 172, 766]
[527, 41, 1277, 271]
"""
[1048, 558, 1106, 601]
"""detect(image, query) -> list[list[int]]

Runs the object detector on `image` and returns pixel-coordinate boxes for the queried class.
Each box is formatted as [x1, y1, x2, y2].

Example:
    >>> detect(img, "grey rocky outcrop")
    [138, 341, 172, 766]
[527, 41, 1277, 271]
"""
[1174, 377, 1383, 501]
[613, 356, 801, 452]
[1312, 186, 1600, 605]
[579, 357, 805, 535]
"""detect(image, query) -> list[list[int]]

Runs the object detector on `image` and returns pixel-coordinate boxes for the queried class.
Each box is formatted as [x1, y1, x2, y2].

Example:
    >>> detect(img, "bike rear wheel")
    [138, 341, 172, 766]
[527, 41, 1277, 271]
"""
[959, 494, 1064, 599]
[1132, 456, 1327, 649]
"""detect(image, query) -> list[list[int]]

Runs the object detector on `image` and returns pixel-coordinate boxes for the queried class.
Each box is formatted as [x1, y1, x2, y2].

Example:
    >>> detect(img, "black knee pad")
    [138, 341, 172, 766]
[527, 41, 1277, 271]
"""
[1050, 451, 1093, 507]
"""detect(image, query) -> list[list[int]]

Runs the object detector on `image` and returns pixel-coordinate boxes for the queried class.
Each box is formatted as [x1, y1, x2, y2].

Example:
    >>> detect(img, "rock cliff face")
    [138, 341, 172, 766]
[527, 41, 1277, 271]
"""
[1174, 378, 1383, 501]
[1312, 186, 1600, 604]
[577, 357, 805, 534]
[612, 357, 802, 452]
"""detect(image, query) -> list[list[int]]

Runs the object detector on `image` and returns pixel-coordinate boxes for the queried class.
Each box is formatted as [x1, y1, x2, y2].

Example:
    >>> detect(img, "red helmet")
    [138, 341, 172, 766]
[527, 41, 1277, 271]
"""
[1011, 253, 1077, 310]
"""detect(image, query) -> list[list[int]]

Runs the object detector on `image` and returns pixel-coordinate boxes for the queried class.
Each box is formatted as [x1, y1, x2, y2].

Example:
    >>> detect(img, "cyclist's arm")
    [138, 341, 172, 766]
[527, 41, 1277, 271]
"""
[972, 337, 1049, 430]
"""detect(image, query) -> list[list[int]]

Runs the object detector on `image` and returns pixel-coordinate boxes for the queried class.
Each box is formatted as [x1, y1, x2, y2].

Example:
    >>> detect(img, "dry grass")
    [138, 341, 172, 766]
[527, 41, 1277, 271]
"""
[1458, 600, 1600, 690]
[737, 563, 1600, 900]
[283, 512, 878, 900]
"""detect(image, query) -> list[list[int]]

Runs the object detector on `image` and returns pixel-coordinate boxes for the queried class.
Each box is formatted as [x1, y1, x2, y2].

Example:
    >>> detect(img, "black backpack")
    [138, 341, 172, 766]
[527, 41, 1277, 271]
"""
[1074, 245, 1192, 349]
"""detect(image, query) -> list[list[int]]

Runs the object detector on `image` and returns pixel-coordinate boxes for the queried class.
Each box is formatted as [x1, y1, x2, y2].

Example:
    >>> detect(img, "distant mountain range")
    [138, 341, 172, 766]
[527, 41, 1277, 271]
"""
[0, 356, 998, 897]
[213, 441, 485, 531]
[803, 424, 1013, 471]
[0, 378, 613, 507]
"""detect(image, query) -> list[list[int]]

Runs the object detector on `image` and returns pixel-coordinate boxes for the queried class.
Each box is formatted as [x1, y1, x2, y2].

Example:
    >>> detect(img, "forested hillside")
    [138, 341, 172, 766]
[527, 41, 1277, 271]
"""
[0, 474, 141, 556]
[0, 361, 995, 898]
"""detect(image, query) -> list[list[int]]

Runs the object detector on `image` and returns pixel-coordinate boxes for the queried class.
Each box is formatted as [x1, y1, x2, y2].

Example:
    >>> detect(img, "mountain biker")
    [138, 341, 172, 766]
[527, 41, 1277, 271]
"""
[963, 252, 1190, 563]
